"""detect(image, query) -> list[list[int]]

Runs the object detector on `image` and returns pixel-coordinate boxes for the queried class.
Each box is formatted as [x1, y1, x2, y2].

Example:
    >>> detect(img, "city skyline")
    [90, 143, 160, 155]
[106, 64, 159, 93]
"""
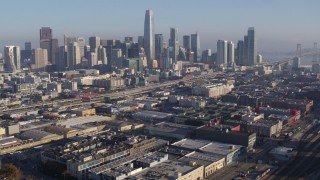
[0, 0, 319, 53]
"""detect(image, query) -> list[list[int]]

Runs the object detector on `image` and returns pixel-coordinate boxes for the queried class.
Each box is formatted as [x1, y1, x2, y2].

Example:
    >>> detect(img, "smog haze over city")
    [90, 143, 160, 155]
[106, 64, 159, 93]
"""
[0, 0, 319, 53]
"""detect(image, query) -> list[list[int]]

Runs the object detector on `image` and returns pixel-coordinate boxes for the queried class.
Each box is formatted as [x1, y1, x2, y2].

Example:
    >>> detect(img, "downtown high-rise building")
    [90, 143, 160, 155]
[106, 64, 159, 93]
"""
[191, 32, 200, 63]
[243, 35, 249, 66]
[155, 34, 163, 61]
[216, 40, 227, 65]
[40, 27, 52, 41]
[97, 45, 107, 65]
[162, 47, 171, 69]
[88, 52, 97, 67]
[247, 27, 257, 66]
[236, 40, 244, 65]
[183, 35, 191, 50]
[67, 42, 81, 70]
[21, 42, 32, 62]
[40, 27, 58, 65]
[138, 36, 144, 48]
[169, 27, 179, 61]
[57, 46, 67, 72]
[25, 42, 32, 51]
[144, 9, 155, 68]
[31, 48, 48, 72]
[77, 37, 86, 57]
[50, 38, 59, 65]
[40, 27, 52, 62]
[186, 50, 195, 64]
[238, 27, 257, 66]
[124, 37, 133, 43]
[64, 34, 78, 46]
[227, 41, 235, 65]
[89, 36, 101, 52]
[4, 46, 20, 72]
[178, 47, 186, 61]
[202, 49, 212, 64]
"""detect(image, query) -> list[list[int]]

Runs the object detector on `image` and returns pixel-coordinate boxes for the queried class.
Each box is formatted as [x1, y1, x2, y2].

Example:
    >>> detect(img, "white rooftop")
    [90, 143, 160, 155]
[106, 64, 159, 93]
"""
[172, 139, 211, 150]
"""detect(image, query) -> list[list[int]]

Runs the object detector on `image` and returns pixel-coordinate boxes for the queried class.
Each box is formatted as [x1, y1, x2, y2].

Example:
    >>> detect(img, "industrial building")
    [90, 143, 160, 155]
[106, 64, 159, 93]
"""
[128, 160, 204, 180]
[172, 139, 245, 165]
[178, 151, 225, 178]
[134, 110, 174, 122]
[194, 126, 256, 150]
[41, 135, 168, 180]
[145, 122, 198, 140]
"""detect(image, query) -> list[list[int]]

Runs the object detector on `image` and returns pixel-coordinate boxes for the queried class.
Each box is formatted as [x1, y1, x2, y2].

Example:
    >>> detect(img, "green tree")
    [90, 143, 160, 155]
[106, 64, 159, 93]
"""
[0, 163, 21, 180]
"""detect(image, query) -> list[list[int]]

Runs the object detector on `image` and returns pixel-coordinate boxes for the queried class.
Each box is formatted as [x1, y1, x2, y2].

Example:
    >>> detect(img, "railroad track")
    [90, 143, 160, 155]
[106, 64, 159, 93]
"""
[268, 124, 320, 179]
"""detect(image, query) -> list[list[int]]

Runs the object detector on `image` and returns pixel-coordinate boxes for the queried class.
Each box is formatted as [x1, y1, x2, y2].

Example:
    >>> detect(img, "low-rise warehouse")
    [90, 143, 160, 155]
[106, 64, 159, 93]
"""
[20, 130, 57, 141]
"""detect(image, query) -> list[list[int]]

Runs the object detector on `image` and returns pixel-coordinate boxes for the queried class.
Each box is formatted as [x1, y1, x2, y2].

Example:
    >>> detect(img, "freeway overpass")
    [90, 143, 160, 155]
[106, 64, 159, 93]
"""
[0, 71, 218, 115]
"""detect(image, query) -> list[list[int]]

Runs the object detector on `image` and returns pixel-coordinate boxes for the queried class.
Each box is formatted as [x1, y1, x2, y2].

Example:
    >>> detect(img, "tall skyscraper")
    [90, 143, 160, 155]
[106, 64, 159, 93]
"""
[64, 34, 78, 46]
[183, 35, 191, 50]
[25, 42, 32, 51]
[217, 40, 227, 65]
[155, 34, 163, 61]
[202, 49, 212, 63]
[40, 27, 52, 40]
[111, 49, 123, 68]
[138, 36, 144, 48]
[88, 52, 97, 67]
[4, 46, 20, 72]
[247, 27, 257, 66]
[89, 36, 101, 52]
[243, 35, 249, 66]
[31, 48, 48, 72]
[97, 45, 107, 65]
[50, 38, 59, 65]
[124, 37, 133, 43]
[162, 47, 171, 69]
[178, 47, 186, 61]
[227, 41, 235, 65]
[40, 27, 52, 62]
[40, 27, 58, 65]
[78, 37, 86, 57]
[21, 42, 32, 62]
[67, 42, 81, 70]
[144, 9, 155, 68]
[57, 46, 67, 71]
[191, 32, 200, 62]
[186, 50, 195, 64]
[236, 40, 244, 65]
[169, 27, 179, 61]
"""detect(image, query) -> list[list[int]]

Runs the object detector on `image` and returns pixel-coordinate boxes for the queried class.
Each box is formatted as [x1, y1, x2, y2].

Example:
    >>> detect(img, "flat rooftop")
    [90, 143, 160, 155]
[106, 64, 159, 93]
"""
[135, 110, 173, 119]
[57, 115, 109, 128]
[135, 152, 168, 164]
[179, 151, 225, 166]
[129, 160, 199, 179]
[199, 141, 243, 156]
[147, 122, 197, 133]
[172, 139, 211, 150]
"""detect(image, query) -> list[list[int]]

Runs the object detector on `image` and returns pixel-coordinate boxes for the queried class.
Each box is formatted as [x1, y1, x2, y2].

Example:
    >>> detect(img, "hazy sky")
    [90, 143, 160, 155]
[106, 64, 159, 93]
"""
[0, 0, 319, 53]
